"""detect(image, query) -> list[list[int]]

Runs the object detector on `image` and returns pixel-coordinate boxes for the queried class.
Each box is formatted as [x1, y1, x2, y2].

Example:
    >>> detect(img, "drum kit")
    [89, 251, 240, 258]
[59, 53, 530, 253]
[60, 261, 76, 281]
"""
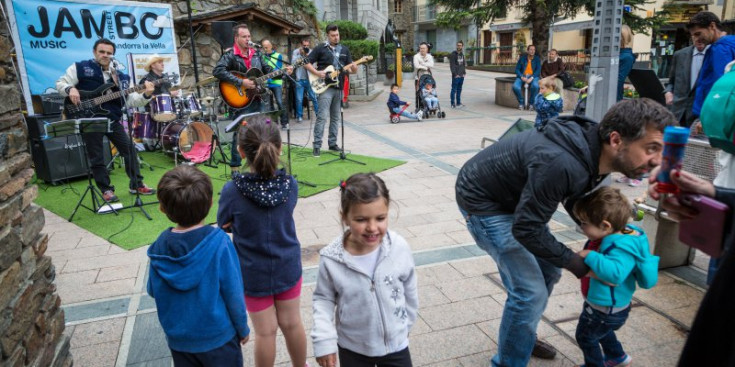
[127, 79, 223, 165]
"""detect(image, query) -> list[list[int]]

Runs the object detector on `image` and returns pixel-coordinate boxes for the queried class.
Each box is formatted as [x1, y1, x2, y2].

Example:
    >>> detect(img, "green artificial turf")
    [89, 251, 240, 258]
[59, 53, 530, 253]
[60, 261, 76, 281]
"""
[34, 147, 404, 250]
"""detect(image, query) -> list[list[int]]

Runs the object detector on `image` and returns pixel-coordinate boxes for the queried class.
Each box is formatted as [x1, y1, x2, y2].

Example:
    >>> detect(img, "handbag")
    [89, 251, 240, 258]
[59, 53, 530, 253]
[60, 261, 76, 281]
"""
[558, 71, 574, 88]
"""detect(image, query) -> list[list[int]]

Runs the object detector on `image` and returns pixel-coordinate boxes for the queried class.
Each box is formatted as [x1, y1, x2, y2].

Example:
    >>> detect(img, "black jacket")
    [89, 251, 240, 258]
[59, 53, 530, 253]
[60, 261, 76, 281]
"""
[449, 50, 466, 77]
[212, 48, 271, 88]
[455, 116, 606, 277]
[678, 188, 735, 366]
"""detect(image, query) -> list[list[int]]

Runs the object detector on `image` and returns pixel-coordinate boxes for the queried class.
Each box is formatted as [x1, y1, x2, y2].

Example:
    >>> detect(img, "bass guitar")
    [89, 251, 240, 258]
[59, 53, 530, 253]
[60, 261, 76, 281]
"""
[220, 58, 308, 109]
[63, 73, 177, 119]
[308, 55, 373, 94]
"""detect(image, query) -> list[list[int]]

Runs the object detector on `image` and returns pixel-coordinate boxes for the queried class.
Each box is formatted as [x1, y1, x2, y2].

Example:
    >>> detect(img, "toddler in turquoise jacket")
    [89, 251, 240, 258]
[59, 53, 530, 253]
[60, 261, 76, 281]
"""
[572, 186, 659, 367]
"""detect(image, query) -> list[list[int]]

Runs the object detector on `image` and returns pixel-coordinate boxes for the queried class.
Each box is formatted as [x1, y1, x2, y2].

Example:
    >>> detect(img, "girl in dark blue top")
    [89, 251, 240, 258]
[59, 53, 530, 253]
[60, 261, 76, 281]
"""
[217, 115, 307, 367]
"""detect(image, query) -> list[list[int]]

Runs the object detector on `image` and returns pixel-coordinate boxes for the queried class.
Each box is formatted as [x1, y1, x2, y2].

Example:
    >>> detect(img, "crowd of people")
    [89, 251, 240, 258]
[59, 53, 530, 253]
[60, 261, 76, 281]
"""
[62, 9, 735, 367]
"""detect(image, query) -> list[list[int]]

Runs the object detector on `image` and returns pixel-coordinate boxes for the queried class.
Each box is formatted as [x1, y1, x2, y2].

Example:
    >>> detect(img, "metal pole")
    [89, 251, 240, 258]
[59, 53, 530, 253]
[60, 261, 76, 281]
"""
[586, 0, 623, 122]
[186, 0, 201, 97]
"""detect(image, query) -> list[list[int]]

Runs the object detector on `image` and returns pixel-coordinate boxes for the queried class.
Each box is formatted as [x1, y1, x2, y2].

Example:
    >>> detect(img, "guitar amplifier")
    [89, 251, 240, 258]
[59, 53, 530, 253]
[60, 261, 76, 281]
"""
[28, 115, 112, 185]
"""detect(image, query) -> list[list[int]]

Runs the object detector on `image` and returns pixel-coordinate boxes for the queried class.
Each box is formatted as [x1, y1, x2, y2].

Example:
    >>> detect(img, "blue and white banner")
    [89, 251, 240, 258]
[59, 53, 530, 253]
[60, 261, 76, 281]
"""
[6, 0, 180, 115]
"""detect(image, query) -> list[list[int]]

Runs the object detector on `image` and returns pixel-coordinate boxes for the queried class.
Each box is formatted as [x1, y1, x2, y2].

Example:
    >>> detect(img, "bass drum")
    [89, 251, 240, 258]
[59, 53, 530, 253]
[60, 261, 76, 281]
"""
[160, 121, 215, 163]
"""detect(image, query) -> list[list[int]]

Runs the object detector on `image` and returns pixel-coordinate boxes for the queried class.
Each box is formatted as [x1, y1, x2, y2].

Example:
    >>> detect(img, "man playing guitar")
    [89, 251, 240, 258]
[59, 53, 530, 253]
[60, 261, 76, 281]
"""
[56, 38, 156, 203]
[212, 23, 272, 175]
[304, 24, 357, 157]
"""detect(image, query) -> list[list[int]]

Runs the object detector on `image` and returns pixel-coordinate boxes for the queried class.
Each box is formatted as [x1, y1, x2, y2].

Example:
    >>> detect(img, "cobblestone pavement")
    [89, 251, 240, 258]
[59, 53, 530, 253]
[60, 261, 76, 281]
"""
[45, 64, 709, 366]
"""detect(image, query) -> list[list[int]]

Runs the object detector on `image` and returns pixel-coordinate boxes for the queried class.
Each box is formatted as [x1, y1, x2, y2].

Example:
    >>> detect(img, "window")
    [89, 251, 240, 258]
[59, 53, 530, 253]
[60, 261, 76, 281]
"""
[394, 0, 402, 13]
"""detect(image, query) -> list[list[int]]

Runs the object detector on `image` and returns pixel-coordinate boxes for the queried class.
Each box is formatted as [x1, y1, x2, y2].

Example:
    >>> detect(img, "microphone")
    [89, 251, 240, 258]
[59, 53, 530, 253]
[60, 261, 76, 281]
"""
[248, 41, 263, 49]
[110, 57, 120, 69]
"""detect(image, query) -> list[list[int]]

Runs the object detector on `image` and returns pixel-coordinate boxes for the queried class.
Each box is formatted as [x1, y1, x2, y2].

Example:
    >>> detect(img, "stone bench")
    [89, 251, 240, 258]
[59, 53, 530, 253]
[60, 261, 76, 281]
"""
[495, 76, 581, 112]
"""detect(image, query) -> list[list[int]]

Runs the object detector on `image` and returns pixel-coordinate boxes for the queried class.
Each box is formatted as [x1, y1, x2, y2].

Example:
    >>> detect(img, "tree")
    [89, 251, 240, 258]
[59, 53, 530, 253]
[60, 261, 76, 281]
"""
[433, 0, 668, 56]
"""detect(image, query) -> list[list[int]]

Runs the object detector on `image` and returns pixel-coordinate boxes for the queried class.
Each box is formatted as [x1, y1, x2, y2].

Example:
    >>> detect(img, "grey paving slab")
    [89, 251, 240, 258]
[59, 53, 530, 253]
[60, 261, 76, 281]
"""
[126, 313, 170, 365]
[69, 317, 126, 349]
[63, 297, 130, 323]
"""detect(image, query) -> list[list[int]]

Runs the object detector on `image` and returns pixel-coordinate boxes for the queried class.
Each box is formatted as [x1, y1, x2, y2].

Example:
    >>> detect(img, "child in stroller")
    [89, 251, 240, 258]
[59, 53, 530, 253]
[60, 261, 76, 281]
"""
[415, 73, 446, 119]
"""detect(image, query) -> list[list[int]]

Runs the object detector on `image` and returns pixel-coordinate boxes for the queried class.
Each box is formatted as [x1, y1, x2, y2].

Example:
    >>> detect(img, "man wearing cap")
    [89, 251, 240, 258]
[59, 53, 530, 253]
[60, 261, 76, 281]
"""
[139, 54, 178, 98]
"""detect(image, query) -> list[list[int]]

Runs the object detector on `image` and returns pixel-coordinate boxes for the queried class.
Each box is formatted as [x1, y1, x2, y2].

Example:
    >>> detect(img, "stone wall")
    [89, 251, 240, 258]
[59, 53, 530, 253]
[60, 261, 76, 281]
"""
[0, 13, 72, 367]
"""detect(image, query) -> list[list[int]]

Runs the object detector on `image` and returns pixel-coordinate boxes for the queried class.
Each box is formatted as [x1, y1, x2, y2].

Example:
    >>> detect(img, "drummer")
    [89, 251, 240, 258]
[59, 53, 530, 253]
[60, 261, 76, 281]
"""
[140, 54, 178, 99]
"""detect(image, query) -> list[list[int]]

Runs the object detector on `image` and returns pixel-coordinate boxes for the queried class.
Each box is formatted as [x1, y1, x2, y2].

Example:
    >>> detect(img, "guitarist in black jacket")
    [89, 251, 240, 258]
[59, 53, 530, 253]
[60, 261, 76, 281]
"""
[303, 24, 357, 158]
[56, 38, 156, 203]
[212, 23, 272, 174]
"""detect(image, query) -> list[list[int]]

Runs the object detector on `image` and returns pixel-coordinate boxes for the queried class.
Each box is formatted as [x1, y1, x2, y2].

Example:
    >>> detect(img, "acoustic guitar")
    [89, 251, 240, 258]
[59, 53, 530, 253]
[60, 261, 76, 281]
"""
[308, 55, 373, 94]
[219, 58, 308, 109]
[63, 73, 177, 119]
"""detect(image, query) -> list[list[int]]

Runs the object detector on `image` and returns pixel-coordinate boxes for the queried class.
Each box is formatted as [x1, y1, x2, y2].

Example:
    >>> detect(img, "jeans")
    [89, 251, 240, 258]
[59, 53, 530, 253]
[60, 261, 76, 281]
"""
[575, 302, 631, 367]
[460, 209, 561, 367]
[424, 96, 438, 109]
[392, 107, 419, 120]
[82, 120, 143, 192]
[294, 79, 318, 118]
[512, 77, 539, 106]
[450, 76, 464, 105]
[314, 87, 340, 148]
[170, 335, 243, 367]
[338, 346, 413, 367]
[268, 84, 287, 126]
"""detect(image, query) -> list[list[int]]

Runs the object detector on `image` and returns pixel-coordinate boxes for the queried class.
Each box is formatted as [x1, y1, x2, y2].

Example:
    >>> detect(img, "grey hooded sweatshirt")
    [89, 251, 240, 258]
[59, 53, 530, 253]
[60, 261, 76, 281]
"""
[312, 230, 418, 358]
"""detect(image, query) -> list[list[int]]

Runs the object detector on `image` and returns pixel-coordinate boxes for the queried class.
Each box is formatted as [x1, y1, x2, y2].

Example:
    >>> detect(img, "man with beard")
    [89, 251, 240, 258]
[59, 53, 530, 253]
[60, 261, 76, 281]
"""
[455, 98, 675, 367]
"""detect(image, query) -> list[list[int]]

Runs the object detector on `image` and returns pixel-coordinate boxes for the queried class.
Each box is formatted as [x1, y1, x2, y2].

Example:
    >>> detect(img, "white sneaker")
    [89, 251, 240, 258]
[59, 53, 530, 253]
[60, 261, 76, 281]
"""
[416, 110, 423, 121]
[297, 117, 303, 122]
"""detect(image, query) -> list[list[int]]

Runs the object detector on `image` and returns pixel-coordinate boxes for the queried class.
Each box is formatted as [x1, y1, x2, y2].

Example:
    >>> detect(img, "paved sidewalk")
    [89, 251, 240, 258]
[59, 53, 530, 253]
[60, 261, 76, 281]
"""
[44, 64, 708, 366]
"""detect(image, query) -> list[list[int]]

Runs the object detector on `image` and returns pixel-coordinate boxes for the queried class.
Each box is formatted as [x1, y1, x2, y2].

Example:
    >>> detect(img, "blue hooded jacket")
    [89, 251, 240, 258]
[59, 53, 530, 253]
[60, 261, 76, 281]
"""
[693, 35, 735, 116]
[147, 227, 250, 353]
[217, 169, 302, 297]
[584, 225, 659, 308]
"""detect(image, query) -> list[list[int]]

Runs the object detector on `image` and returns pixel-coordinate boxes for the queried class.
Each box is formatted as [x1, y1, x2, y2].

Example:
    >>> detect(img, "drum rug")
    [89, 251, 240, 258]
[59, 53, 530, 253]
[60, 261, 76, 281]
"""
[33, 148, 404, 250]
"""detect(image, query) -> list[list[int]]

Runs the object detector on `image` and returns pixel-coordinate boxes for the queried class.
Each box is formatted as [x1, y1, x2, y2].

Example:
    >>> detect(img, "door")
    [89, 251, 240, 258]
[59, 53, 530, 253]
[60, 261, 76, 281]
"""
[427, 30, 437, 51]
[499, 32, 513, 64]
[483, 30, 492, 64]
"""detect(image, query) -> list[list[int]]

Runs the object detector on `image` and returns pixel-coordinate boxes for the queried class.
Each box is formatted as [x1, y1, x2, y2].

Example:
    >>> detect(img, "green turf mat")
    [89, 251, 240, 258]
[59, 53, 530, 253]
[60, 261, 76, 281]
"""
[34, 147, 404, 250]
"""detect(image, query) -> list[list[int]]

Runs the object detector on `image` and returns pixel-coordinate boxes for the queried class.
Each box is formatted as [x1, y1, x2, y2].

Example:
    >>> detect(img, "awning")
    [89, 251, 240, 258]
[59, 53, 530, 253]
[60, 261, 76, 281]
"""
[173, 3, 304, 35]
[552, 20, 594, 32]
[488, 22, 527, 32]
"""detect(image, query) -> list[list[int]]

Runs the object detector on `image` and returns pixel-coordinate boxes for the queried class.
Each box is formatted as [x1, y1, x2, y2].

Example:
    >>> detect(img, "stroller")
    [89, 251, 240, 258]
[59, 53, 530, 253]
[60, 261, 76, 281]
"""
[415, 73, 446, 119]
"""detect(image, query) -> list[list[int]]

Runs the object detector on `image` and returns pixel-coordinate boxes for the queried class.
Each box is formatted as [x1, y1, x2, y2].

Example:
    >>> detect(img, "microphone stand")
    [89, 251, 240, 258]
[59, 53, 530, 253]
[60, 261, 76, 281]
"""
[112, 62, 157, 220]
[319, 52, 365, 167]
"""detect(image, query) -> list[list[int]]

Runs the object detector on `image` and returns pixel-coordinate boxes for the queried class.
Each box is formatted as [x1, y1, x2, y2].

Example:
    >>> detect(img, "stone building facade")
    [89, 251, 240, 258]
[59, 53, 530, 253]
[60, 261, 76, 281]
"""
[0, 14, 73, 367]
[387, 0, 415, 50]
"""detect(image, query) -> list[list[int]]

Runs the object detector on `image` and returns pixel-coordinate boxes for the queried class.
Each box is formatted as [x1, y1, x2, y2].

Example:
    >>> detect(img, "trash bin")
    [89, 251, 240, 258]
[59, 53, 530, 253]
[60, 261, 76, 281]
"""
[637, 137, 722, 269]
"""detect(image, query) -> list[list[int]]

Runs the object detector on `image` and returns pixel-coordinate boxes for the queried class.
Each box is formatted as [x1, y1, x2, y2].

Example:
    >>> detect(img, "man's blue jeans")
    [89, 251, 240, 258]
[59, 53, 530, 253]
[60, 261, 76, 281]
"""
[512, 77, 539, 106]
[460, 209, 561, 367]
[450, 76, 464, 106]
[268, 85, 287, 126]
[314, 87, 341, 149]
[294, 79, 318, 119]
[575, 303, 630, 367]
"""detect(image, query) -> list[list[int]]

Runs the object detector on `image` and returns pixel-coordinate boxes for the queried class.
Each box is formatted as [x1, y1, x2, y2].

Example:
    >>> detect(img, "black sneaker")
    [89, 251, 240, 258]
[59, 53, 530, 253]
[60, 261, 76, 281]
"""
[532, 339, 557, 360]
[328, 145, 341, 152]
[313, 148, 321, 157]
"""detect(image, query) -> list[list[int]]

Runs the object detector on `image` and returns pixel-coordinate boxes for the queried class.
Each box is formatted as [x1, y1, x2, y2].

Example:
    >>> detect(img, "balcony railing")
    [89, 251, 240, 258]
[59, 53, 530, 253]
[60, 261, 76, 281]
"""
[415, 4, 437, 22]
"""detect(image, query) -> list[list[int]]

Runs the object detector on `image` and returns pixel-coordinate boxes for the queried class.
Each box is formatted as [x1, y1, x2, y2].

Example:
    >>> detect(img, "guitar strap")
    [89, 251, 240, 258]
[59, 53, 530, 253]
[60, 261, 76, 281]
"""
[331, 45, 342, 69]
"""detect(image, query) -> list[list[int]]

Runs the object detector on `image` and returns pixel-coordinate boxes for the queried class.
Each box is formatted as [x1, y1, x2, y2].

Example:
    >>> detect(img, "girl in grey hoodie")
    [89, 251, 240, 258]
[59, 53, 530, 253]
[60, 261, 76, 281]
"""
[312, 173, 418, 367]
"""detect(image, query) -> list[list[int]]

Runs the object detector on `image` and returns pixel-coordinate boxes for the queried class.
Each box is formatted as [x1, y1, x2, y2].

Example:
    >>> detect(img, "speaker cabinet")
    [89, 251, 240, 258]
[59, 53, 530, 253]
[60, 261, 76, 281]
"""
[211, 21, 236, 49]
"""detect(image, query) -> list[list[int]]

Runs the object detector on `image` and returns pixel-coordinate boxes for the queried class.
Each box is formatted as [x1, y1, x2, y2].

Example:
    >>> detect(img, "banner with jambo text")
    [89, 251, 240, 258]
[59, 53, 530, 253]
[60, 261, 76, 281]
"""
[6, 0, 180, 115]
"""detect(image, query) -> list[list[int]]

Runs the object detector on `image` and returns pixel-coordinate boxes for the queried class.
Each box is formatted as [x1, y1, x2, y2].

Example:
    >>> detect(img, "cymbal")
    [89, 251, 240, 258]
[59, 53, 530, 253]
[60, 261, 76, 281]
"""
[196, 76, 218, 87]
[169, 85, 183, 92]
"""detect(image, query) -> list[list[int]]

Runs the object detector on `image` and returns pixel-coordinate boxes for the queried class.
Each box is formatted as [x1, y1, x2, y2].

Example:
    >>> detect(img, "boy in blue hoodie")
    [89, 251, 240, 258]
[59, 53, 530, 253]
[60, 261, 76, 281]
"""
[148, 165, 250, 366]
[572, 187, 659, 367]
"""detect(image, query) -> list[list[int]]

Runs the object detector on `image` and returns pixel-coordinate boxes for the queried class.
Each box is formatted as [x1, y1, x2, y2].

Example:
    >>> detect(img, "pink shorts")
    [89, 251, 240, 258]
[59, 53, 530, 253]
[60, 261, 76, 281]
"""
[244, 277, 302, 313]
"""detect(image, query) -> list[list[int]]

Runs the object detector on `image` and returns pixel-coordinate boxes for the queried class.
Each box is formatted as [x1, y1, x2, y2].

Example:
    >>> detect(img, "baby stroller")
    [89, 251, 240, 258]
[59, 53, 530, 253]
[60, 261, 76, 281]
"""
[415, 73, 446, 119]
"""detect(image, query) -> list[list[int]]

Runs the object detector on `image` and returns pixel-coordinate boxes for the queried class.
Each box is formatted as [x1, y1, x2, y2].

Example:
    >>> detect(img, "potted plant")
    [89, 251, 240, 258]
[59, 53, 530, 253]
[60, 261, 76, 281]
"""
[386, 63, 395, 79]
[402, 62, 414, 80]
[467, 39, 477, 66]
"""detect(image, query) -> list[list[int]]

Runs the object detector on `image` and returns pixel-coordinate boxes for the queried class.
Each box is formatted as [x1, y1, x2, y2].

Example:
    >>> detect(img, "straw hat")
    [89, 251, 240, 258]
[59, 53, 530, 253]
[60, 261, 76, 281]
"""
[144, 54, 165, 72]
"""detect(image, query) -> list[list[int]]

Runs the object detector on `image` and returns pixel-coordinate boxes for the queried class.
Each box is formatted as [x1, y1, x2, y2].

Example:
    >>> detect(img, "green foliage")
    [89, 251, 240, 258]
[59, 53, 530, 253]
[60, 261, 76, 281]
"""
[573, 80, 587, 88]
[622, 0, 670, 36]
[292, 0, 317, 16]
[384, 43, 396, 54]
[388, 63, 396, 71]
[341, 40, 380, 59]
[402, 62, 414, 72]
[325, 20, 368, 40]
[434, 51, 450, 59]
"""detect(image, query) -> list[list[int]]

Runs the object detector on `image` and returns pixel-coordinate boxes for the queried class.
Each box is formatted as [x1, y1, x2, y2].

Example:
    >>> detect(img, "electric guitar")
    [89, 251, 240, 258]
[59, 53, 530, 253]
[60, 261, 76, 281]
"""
[308, 55, 373, 94]
[63, 73, 178, 119]
[219, 58, 308, 109]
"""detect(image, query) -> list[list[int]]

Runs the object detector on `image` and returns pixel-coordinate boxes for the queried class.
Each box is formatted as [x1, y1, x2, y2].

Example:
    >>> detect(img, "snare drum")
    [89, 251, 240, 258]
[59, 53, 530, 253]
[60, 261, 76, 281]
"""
[160, 121, 215, 163]
[151, 94, 177, 122]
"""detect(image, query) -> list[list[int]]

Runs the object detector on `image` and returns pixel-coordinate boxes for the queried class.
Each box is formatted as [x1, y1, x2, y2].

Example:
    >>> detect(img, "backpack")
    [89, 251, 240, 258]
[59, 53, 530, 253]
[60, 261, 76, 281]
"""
[700, 61, 735, 155]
